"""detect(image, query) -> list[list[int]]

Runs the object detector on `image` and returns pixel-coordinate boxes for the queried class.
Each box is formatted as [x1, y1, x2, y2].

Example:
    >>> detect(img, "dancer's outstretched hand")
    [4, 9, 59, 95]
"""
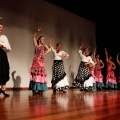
[37, 27, 41, 32]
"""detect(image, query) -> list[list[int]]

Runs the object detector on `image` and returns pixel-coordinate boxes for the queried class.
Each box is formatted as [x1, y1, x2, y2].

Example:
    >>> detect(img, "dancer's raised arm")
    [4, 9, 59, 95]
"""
[93, 47, 96, 60]
[48, 35, 53, 48]
[32, 27, 41, 46]
[79, 42, 84, 50]
[105, 48, 108, 62]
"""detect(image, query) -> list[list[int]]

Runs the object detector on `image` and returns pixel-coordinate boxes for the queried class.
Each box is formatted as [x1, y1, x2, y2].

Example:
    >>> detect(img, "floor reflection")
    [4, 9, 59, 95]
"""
[51, 92, 69, 110]
[1, 90, 120, 120]
[0, 97, 8, 120]
[28, 94, 48, 116]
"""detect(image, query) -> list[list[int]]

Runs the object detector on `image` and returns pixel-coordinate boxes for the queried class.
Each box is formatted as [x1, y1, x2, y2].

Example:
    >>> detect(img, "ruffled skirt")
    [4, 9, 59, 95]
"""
[51, 60, 69, 91]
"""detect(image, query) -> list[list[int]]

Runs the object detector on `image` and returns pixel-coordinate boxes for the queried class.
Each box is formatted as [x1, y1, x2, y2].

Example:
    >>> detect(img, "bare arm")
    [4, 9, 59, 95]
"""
[112, 62, 116, 69]
[93, 47, 96, 62]
[116, 53, 120, 65]
[105, 48, 108, 62]
[79, 42, 84, 50]
[100, 60, 104, 68]
[44, 45, 51, 56]
[84, 61, 91, 66]
[32, 27, 41, 47]
[48, 35, 53, 48]
[61, 53, 69, 59]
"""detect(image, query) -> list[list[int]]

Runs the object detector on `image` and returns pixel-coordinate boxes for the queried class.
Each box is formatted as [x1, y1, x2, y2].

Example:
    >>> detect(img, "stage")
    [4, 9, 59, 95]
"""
[0, 89, 120, 120]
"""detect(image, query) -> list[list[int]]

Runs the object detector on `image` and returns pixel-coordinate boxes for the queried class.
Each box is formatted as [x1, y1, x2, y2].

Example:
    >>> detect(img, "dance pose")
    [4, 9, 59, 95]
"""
[105, 48, 118, 89]
[72, 42, 94, 91]
[49, 36, 69, 93]
[94, 53, 105, 89]
[0, 22, 11, 97]
[88, 48, 97, 90]
[29, 27, 51, 95]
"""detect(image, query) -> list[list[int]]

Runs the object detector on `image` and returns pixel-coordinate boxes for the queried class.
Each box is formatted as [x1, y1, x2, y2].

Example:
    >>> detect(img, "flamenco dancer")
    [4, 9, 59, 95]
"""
[29, 27, 51, 95]
[0, 21, 11, 97]
[48, 36, 69, 93]
[105, 48, 118, 89]
[72, 42, 94, 91]
[94, 53, 105, 90]
[88, 48, 97, 90]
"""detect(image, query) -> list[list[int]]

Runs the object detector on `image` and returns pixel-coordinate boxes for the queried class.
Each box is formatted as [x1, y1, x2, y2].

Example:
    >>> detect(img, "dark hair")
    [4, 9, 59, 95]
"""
[89, 52, 93, 56]
[56, 43, 62, 48]
[37, 36, 43, 45]
[95, 54, 100, 57]
[0, 23, 3, 26]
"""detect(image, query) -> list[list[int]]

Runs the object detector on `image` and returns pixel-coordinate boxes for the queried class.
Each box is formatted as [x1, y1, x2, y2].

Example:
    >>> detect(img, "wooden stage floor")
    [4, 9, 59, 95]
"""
[0, 89, 120, 120]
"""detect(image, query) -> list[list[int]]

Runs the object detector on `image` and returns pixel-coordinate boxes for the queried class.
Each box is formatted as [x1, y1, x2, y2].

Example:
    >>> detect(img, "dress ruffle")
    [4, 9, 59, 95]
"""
[29, 45, 48, 91]
[29, 81, 48, 91]
[30, 74, 47, 83]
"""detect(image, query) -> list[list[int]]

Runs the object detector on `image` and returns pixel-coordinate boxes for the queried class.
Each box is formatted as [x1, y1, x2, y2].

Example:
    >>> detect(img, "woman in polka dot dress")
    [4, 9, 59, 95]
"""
[72, 42, 94, 91]
[49, 36, 69, 92]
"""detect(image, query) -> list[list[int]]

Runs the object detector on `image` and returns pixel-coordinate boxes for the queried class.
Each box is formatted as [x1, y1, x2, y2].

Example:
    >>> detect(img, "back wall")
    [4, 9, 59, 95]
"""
[0, 0, 96, 88]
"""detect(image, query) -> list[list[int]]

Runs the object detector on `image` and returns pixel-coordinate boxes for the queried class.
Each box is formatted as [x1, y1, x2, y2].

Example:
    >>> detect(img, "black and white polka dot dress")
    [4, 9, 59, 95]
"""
[51, 47, 69, 91]
[72, 50, 94, 89]
[73, 61, 92, 87]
